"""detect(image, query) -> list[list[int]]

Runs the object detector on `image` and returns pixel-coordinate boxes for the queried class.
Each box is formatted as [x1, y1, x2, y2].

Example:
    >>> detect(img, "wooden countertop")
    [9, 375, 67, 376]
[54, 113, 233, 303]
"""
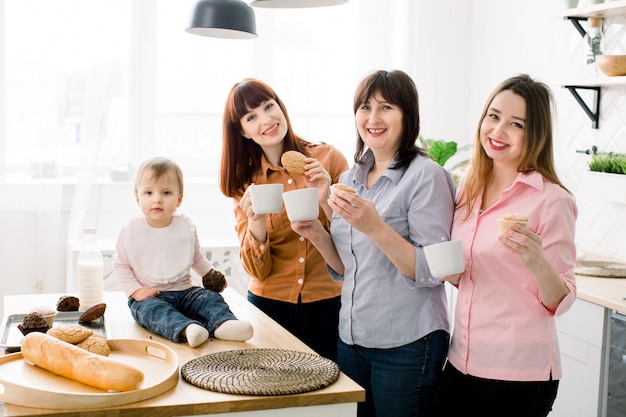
[574, 253, 626, 315]
[576, 274, 626, 315]
[1, 289, 365, 416]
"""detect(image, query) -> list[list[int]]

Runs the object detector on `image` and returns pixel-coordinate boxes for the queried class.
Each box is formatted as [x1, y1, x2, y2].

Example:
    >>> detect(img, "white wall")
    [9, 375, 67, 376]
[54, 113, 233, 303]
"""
[2, 0, 626, 313]
[463, 0, 626, 262]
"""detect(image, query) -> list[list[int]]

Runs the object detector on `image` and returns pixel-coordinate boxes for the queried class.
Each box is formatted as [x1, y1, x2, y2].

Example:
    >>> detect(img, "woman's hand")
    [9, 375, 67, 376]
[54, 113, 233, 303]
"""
[499, 223, 569, 311]
[328, 191, 384, 235]
[303, 158, 332, 202]
[240, 184, 269, 242]
[498, 223, 545, 272]
[239, 184, 266, 222]
[291, 219, 345, 275]
[290, 219, 327, 243]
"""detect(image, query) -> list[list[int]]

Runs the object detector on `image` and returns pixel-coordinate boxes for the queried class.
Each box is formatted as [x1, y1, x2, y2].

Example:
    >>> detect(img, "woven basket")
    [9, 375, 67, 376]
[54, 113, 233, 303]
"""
[574, 260, 626, 278]
[181, 348, 340, 396]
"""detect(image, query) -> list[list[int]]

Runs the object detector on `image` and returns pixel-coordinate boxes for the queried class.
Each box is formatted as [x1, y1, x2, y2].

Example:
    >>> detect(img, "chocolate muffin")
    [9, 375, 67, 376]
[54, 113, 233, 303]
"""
[203, 269, 227, 292]
[56, 295, 80, 312]
[18, 311, 50, 335]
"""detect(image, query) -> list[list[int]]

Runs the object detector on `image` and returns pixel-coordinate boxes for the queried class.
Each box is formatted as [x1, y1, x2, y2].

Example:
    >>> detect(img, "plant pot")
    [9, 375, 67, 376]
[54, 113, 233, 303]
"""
[588, 171, 626, 205]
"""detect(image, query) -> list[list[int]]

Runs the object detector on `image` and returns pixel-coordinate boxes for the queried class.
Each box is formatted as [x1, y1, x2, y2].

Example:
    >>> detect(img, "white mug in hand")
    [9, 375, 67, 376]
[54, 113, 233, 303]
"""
[423, 240, 465, 278]
[250, 184, 284, 214]
[282, 188, 319, 222]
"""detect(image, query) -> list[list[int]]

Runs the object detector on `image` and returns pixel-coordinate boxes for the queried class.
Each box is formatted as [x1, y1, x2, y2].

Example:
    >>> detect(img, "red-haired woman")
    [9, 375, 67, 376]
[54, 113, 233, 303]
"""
[219, 78, 348, 360]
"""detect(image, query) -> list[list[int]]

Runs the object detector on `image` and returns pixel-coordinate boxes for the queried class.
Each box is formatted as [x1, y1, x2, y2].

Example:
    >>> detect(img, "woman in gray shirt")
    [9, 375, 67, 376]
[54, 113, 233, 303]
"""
[292, 69, 455, 417]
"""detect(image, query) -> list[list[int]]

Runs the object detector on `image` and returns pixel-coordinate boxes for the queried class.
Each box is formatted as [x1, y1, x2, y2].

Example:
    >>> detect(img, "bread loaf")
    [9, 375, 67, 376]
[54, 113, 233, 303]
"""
[21, 332, 144, 392]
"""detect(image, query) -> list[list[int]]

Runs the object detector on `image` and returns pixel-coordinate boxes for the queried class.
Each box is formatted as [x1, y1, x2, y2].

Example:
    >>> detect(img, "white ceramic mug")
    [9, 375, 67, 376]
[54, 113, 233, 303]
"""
[250, 184, 284, 214]
[282, 188, 319, 222]
[423, 240, 465, 278]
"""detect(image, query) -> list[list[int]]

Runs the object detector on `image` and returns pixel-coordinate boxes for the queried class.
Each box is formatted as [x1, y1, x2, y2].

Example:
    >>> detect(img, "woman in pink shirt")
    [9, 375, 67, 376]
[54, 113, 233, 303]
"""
[429, 74, 577, 417]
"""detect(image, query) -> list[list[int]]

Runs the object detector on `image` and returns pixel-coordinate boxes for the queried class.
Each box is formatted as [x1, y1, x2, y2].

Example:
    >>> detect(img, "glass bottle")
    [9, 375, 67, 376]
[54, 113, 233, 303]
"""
[76, 227, 104, 311]
[583, 17, 605, 77]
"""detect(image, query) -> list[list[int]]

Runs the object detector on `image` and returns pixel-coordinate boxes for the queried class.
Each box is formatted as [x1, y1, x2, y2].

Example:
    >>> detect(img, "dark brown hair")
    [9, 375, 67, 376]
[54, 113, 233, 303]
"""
[220, 78, 310, 197]
[352, 70, 427, 168]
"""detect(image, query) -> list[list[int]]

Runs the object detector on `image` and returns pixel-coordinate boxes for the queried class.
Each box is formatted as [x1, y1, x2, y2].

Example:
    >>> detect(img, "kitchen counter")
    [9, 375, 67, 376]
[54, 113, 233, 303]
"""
[1, 289, 365, 417]
[576, 274, 626, 315]
[575, 254, 626, 315]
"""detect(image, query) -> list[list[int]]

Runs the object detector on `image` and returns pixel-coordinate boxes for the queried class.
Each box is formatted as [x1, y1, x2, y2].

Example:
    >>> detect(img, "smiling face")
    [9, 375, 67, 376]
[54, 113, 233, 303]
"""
[480, 89, 527, 170]
[355, 91, 404, 157]
[240, 99, 288, 152]
[135, 168, 183, 228]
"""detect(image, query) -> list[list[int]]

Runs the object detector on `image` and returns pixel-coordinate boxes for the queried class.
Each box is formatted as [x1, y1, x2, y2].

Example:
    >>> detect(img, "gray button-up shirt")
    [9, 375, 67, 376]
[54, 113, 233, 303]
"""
[329, 150, 455, 349]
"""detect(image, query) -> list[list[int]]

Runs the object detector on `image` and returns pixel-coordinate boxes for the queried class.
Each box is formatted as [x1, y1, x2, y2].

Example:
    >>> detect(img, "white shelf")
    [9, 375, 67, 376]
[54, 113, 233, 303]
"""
[559, 0, 626, 18]
[588, 171, 626, 205]
[562, 76, 626, 87]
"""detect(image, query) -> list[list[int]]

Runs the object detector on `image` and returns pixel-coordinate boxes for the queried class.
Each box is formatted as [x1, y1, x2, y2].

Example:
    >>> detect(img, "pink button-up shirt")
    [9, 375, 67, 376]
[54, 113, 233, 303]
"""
[448, 171, 577, 382]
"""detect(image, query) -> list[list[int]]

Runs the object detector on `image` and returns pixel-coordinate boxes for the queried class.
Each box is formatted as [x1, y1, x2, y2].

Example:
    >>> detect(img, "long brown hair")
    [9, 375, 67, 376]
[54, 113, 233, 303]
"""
[352, 70, 427, 168]
[220, 78, 310, 197]
[458, 74, 571, 220]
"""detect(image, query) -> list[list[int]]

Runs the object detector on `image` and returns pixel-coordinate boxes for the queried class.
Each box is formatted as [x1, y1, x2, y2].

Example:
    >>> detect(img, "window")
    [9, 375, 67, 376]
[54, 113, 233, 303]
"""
[1, 0, 359, 181]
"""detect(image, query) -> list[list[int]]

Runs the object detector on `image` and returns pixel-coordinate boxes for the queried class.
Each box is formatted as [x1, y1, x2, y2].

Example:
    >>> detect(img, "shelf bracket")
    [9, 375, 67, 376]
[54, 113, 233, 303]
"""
[565, 16, 588, 38]
[564, 85, 601, 129]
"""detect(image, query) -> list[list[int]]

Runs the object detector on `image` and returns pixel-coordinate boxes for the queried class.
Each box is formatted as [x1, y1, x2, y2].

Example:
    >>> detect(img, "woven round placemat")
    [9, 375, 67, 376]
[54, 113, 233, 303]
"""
[181, 348, 340, 396]
[574, 260, 626, 278]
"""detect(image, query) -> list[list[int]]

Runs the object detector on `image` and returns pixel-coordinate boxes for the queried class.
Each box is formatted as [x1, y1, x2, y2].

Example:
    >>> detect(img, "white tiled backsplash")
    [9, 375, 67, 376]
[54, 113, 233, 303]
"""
[558, 14, 626, 262]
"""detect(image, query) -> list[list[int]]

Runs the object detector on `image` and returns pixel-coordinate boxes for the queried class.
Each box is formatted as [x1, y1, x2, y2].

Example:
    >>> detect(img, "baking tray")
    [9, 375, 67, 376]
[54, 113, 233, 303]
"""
[0, 338, 179, 409]
[0, 311, 108, 353]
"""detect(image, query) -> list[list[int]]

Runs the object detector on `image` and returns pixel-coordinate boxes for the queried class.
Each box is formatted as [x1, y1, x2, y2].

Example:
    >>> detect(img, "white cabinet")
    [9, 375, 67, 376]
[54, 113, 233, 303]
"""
[552, 298, 611, 417]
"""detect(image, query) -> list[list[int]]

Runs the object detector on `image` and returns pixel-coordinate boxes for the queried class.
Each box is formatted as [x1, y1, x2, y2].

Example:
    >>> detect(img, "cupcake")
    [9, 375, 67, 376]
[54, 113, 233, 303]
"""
[497, 214, 528, 235]
[56, 295, 80, 312]
[18, 311, 50, 335]
[30, 305, 57, 327]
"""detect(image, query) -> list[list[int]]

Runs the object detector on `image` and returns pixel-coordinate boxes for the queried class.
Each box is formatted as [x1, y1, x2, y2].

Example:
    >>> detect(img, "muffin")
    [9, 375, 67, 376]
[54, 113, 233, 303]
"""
[18, 311, 50, 335]
[497, 214, 528, 235]
[330, 183, 358, 196]
[30, 305, 57, 327]
[56, 295, 80, 312]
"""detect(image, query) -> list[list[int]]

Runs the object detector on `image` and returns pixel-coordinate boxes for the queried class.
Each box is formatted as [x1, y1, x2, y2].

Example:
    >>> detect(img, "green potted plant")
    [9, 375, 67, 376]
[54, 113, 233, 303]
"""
[588, 152, 626, 174]
[587, 152, 626, 205]
[419, 135, 471, 185]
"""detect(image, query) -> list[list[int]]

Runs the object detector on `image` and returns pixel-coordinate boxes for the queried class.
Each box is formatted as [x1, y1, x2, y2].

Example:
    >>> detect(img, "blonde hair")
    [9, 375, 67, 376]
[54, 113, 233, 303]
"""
[134, 157, 184, 194]
[458, 74, 570, 220]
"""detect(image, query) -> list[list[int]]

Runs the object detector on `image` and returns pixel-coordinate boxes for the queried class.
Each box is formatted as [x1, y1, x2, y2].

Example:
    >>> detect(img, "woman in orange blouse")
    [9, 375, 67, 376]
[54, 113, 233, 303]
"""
[219, 78, 348, 360]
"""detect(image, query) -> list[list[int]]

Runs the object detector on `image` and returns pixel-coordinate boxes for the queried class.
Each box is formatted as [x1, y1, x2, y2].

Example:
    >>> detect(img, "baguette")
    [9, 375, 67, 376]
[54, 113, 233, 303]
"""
[21, 332, 144, 392]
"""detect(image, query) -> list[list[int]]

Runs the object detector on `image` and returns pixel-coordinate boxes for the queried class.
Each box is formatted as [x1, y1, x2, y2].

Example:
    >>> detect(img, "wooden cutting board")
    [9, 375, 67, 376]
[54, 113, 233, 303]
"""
[0, 338, 179, 409]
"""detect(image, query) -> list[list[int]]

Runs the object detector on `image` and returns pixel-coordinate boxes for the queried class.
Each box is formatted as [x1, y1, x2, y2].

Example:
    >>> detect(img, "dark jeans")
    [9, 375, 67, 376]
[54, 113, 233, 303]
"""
[247, 292, 340, 361]
[128, 286, 237, 343]
[429, 361, 559, 417]
[338, 330, 449, 417]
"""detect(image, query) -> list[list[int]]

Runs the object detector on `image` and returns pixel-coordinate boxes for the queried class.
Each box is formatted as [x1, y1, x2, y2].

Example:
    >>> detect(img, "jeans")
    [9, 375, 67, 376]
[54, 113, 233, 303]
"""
[428, 361, 559, 417]
[337, 329, 449, 417]
[247, 292, 340, 361]
[128, 286, 237, 343]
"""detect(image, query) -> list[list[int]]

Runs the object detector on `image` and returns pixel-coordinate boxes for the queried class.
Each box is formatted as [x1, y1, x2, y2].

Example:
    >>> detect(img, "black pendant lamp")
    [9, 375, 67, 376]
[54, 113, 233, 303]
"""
[186, 0, 257, 39]
[251, 0, 348, 7]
